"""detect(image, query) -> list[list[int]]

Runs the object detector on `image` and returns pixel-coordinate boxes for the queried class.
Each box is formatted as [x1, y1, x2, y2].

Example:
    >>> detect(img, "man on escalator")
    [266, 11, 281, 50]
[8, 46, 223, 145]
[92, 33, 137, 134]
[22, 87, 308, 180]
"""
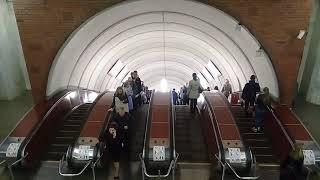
[242, 75, 260, 115]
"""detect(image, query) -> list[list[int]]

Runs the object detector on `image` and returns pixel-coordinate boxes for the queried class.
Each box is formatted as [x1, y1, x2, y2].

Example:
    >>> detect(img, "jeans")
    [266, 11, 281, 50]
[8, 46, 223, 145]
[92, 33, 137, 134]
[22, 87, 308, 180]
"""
[245, 99, 255, 112]
[255, 108, 266, 128]
[190, 99, 197, 113]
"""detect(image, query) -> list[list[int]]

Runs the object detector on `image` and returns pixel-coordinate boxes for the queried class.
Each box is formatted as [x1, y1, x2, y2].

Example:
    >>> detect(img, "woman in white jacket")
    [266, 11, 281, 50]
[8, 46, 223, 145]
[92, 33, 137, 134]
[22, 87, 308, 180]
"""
[187, 73, 204, 113]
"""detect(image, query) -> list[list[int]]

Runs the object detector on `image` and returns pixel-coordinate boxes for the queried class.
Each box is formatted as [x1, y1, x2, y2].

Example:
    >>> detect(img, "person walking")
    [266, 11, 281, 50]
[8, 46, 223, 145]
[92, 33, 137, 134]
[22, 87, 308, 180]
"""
[172, 88, 178, 105]
[242, 75, 260, 114]
[252, 87, 272, 132]
[187, 73, 204, 113]
[222, 79, 232, 98]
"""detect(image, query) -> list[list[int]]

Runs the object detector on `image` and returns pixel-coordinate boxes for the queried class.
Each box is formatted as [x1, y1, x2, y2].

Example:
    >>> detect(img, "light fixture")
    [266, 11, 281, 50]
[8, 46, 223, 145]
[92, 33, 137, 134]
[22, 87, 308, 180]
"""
[108, 60, 123, 77]
[297, 30, 306, 40]
[235, 23, 242, 31]
[256, 47, 263, 57]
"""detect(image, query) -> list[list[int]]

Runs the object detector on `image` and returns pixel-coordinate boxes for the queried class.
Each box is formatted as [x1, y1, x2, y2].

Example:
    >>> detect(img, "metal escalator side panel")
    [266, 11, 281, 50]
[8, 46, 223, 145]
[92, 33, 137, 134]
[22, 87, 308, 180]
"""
[69, 91, 114, 167]
[0, 90, 69, 164]
[21, 89, 93, 167]
[144, 91, 173, 176]
[273, 105, 320, 170]
[201, 91, 250, 171]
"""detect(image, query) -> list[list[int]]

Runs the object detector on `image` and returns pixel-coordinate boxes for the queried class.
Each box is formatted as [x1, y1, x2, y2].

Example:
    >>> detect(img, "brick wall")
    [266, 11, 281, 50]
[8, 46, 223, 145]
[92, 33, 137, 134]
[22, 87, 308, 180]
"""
[13, 0, 312, 104]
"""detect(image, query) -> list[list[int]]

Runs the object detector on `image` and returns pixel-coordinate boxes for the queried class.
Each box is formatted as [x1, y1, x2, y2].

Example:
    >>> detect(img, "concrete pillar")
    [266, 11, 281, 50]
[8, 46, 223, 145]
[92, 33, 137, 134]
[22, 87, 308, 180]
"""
[298, 0, 320, 105]
[0, 0, 30, 100]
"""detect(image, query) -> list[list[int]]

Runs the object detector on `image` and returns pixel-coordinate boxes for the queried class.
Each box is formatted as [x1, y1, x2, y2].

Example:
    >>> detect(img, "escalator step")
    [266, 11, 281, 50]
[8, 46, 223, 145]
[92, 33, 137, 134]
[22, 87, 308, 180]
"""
[241, 132, 265, 139]
[46, 151, 64, 161]
[49, 144, 69, 152]
[58, 130, 79, 136]
[54, 136, 76, 144]
[250, 146, 274, 155]
[255, 154, 279, 164]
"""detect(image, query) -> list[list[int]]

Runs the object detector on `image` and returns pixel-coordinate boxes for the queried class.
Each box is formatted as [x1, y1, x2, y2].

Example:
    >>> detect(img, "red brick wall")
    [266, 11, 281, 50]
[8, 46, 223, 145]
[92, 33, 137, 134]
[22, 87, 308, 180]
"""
[13, 0, 312, 104]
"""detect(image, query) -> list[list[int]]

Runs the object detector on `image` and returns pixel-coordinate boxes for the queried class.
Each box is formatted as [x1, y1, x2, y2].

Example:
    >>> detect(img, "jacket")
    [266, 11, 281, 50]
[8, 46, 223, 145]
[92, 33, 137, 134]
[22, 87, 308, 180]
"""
[187, 79, 203, 99]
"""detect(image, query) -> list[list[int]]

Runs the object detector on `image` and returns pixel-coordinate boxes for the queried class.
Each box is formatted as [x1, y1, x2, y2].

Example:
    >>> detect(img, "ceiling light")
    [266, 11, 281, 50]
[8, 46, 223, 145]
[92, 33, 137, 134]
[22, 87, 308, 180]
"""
[297, 30, 306, 40]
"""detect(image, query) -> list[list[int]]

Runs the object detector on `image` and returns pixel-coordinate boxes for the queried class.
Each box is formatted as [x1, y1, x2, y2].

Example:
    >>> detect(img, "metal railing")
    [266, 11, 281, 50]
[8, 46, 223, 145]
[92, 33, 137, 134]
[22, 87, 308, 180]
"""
[59, 154, 92, 177]
[139, 153, 179, 179]
[8, 153, 29, 180]
[142, 90, 154, 158]
[267, 107, 294, 148]
[215, 154, 259, 180]
[0, 160, 6, 166]
[91, 152, 104, 180]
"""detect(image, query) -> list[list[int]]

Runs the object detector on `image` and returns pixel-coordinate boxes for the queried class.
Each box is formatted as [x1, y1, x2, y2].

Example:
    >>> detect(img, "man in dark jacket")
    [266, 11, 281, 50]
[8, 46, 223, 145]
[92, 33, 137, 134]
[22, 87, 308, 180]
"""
[131, 71, 142, 109]
[172, 89, 178, 105]
[242, 75, 260, 114]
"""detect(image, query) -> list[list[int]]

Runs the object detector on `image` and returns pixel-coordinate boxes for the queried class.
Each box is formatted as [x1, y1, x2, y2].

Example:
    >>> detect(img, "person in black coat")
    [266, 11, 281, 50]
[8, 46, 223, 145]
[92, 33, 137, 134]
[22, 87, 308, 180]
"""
[242, 75, 261, 114]
[104, 121, 124, 180]
[112, 108, 130, 150]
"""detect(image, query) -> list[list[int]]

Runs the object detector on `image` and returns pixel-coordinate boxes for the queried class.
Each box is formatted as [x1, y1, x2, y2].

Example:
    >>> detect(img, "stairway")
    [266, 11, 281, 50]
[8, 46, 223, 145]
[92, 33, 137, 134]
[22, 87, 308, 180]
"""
[175, 105, 209, 163]
[231, 106, 279, 165]
[44, 103, 92, 161]
[128, 104, 149, 161]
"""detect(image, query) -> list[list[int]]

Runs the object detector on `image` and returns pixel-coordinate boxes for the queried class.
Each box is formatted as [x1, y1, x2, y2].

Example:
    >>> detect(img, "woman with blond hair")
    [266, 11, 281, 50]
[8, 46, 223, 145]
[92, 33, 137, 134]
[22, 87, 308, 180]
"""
[252, 87, 272, 132]
[109, 86, 129, 113]
[280, 144, 308, 180]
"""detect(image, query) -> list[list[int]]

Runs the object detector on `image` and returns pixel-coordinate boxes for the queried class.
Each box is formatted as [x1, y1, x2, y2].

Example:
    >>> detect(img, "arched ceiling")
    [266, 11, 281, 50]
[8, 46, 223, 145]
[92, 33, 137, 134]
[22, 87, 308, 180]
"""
[47, 0, 279, 97]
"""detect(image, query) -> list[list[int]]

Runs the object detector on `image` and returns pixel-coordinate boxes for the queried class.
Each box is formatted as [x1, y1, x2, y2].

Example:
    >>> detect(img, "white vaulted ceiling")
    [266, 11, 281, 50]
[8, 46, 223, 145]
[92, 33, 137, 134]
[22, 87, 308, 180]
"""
[47, 0, 279, 97]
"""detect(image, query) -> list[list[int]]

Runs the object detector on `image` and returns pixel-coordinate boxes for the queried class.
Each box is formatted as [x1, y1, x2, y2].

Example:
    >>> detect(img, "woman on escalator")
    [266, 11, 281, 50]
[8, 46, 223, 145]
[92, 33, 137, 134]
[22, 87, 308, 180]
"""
[252, 87, 272, 133]
[109, 86, 129, 114]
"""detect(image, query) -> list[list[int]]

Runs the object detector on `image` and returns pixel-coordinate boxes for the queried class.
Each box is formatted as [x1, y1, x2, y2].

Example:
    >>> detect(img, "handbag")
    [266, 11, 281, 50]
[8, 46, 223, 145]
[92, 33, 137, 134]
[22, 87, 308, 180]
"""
[198, 87, 203, 93]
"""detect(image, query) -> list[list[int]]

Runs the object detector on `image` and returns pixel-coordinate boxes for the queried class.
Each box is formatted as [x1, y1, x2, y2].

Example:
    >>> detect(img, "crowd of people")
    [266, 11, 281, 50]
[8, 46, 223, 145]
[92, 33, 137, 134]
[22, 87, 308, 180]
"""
[102, 70, 150, 180]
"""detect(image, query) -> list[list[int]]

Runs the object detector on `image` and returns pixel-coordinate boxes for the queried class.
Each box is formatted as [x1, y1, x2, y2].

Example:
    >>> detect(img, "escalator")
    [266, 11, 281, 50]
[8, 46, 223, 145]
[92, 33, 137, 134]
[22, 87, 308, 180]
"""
[175, 105, 209, 163]
[128, 104, 149, 161]
[231, 106, 279, 165]
[45, 103, 92, 161]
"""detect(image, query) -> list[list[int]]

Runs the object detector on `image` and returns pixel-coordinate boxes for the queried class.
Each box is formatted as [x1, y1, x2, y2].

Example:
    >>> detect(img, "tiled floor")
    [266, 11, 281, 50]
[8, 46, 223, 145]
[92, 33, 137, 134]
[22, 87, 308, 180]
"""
[0, 91, 34, 141]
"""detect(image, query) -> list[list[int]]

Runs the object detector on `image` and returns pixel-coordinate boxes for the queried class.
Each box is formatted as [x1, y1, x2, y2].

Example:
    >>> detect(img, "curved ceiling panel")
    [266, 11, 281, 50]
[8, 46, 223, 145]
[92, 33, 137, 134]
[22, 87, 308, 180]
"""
[47, 0, 279, 97]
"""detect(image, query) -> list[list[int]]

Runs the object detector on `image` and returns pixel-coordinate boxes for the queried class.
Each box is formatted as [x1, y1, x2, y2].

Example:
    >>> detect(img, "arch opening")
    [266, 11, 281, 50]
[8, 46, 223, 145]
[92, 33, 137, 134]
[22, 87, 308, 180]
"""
[48, 0, 278, 97]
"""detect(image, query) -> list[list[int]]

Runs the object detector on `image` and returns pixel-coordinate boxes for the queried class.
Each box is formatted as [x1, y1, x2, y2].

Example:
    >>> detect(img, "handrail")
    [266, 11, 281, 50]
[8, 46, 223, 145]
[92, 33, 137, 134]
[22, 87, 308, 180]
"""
[21, 90, 76, 157]
[142, 90, 154, 158]
[215, 154, 259, 180]
[9, 152, 29, 167]
[170, 92, 177, 160]
[139, 153, 179, 178]
[0, 160, 6, 166]
[92, 152, 104, 180]
[267, 107, 294, 148]
[59, 154, 92, 177]
[202, 93, 222, 156]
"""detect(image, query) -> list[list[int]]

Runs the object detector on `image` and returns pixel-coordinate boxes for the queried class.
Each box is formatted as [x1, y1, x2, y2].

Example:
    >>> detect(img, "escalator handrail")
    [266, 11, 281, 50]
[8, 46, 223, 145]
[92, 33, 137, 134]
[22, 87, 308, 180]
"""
[139, 153, 179, 178]
[170, 92, 176, 159]
[0, 160, 6, 166]
[142, 90, 155, 158]
[202, 94, 223, 155]
[0, 90, 69, 148]
[21, 90, 76, 158]
[215, 154, 259, 180]
[59, 153, 92, 177]
[267, 107, 294, 148]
